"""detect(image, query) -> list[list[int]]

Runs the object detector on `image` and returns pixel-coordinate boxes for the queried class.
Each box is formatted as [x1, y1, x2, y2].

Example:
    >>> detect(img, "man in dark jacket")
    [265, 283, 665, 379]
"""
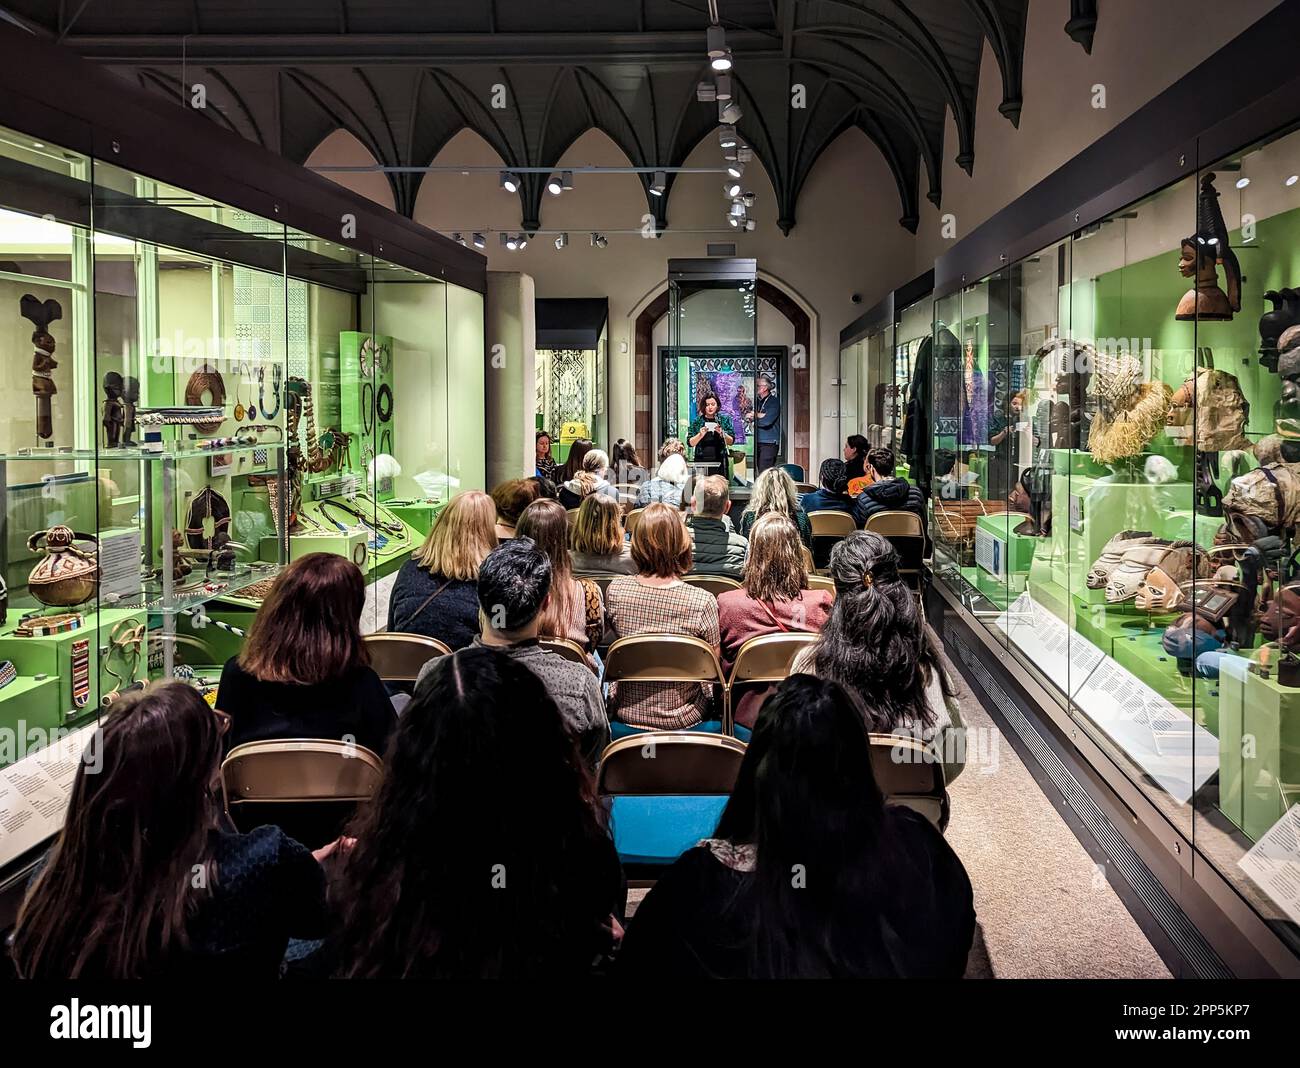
[687, 475, 748, 579]
[852, 447, 926, 527]
[800, 458, 855, 516]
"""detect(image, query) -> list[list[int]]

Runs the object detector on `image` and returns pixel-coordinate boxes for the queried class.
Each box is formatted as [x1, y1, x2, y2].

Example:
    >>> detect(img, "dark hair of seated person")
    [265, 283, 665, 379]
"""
[327, 646, 622, 977]
[10, 683, 327, 978]
[616, 674, 974, 978]
[867, 446, 896, 478]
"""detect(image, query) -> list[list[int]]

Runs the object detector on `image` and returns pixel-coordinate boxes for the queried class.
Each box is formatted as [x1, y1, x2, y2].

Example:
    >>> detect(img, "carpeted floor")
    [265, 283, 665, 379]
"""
[625, 655, 1172, 979]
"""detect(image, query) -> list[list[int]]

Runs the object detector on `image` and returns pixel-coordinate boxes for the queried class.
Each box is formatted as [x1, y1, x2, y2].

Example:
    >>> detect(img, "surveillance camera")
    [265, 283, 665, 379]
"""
[851, 293, 863, 305]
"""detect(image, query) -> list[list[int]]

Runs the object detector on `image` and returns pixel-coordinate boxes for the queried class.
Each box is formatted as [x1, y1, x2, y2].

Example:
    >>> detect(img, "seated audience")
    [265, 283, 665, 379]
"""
[606, 503, 720, 730]
[11, 683, 330, 978]
[418, 539, 608, 765]
[800, 458, 855, 516]
[717, 514, 833, 729]
[216, 552, 395, 757]
[738, 466, 813, 549]
[535, 429, 558, 481]
[610, 438, 642, 493]
[843, 433, 870, 483]
[635, 451, 690, 509]
[559, 447, 619, 509]
[492, 477, 540, 540]
[570, 494, 636, 575]
[388, 490, 495, 649]
[530, 475, 559, 500]
[852, 446, 925, 527]
[517, 498, 605, 656]
[331, 645, 623, 977]
[559, 437, 594, 483]
[793, 531, 964, 781]
[686, 474, 748, 580]
[617, 674, 975, 978]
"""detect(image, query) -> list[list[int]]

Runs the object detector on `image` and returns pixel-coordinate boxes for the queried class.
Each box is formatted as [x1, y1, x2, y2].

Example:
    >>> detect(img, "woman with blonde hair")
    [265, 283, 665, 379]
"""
[739, 466, 812, 548]
[516, 498, 606, 657]
[717, 514, 833, 732]
[606, 503, 720, 730]
[635, 450, 690, 509]
[559, 447, 618, 510]
[388, 490, 497, 650]
[570, 493, 636, 575]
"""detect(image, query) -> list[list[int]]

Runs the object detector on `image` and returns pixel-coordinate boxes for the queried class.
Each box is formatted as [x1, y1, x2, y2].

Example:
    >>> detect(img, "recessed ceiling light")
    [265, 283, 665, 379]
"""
[32, 142, 44, 149]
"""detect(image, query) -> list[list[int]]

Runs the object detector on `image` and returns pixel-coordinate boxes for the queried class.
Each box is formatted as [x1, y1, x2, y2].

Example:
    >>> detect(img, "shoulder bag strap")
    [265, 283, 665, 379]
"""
[395, 578, 453, 633]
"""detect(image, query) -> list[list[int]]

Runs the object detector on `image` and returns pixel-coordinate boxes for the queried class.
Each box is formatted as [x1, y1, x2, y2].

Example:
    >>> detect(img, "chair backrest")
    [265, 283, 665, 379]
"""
[566, 508, 581, 526]
[794, 482, 817, 495]
[597, 731, 747, 795]
[624, 507, 645, 535]
[864, 509, 923, 538]
[604, 634, 726, 687]
[220, 738, 385, 846]
[868, 734, 949, 831]
[728, 632, 819, 686]
[779, 462, 805, 481]
[364, 632, 452, 682]
[684, 574, 743, 598]
[575, 573, 618, 602]
[539, 636, 590, 667]
[806, 573, 836, 595]
[808, 510, 856, 538]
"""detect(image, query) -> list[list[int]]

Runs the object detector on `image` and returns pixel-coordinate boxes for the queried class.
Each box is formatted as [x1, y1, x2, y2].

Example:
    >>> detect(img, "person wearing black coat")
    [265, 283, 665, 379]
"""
[852, 447, 925, 527]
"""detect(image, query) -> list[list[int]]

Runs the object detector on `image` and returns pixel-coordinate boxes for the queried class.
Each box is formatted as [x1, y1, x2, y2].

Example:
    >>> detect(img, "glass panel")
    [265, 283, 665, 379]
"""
[931, 291, 964, 586]
[1192, 125, 1300, 956]
[865, 326, 893, 454]
[838, 338, 860, 460]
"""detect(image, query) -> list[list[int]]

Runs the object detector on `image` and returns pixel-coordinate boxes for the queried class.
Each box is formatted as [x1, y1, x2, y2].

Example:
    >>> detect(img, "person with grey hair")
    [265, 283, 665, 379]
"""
[558, 447, 619, 510]
[417, 537, 608, 766]
[686, 474, 748, 579]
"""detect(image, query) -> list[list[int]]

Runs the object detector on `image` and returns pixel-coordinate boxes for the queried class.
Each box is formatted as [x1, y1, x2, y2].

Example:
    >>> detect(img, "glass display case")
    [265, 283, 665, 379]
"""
[534, 298, 610, 470]
[930, 119, 1300, 961]
[663, 259, 779, 485]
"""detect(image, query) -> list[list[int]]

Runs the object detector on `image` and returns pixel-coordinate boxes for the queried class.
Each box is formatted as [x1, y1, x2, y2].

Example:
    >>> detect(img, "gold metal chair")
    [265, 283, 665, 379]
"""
[726, 632, 819, 732]
[794, 482, 817, 495]
[864, 509, 926, 595]
[868, 733, 949, 832]
[220, 738, 385, 847]
[575, 573, 619, 602]
[598, 731, 747, 794]
[806, 573, 836, 595]
[808, 510, 857, 539]
[540, 636, 591, 667]
[684, 574, 743, 597]
[624, 507, 645, 535]
[604, 633, 728, 726]
[364, 632, 452, 683]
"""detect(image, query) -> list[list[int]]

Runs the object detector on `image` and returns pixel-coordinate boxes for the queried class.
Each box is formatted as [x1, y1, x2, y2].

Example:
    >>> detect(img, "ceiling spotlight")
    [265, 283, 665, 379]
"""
[737, 144, 754, 163]
[723, 179, 742, 198]
[554, 232, 569, 250]
[715, 75, 733, 102]
[744, 218, 756, 231]
[649, 170, 667, 197]
[1236, 177, 1251, 190]
[518, 235, 528, 249]
[503, 234, 518, 250]
[741, 191, 756, 207]
[452, 232, 466, 246]
[696, 80, 718, 103]
[472, 232, 486, 250]
[590, 233, 608, 249]
[718, 125, 738, 150]
[1288, 175, 1300, 187]
[719, 100, 743, 125]
[711, 49, 733, 72]
[727, 160, 745, 180]
[500, 171, 520, 193]
[547, 171, 573, 196]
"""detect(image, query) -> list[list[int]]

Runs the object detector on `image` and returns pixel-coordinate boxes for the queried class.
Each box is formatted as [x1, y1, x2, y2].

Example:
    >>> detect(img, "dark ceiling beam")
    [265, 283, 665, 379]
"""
[1065, 0, 1098, 55]
[57, 30, 783, 65]
[962, 0, 1024, 128]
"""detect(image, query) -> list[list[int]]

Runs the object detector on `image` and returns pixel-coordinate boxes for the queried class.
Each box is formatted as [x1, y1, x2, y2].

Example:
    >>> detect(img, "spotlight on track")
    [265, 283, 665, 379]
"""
[723, 179, 742, 198]
[452, 232, 466, 246]
[696, 80, 718, 103]
[718, 124, 738, 150]
[499, 171, 520, 193]
[719, 100, 743, 125]
[472, 232, 486, 250]
[590, 233, 608, 249]
[554, 232, 569, 250]
[547, 171, 573, 196]
[707, 24, 732, 70]
[727, 160, 745, 180]
[715, 74, 733, 101]
[649, 170, 667, 197]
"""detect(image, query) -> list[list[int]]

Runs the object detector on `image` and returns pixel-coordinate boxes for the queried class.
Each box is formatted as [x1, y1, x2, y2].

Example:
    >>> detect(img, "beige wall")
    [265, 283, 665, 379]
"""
[302, 0, 1284, 478]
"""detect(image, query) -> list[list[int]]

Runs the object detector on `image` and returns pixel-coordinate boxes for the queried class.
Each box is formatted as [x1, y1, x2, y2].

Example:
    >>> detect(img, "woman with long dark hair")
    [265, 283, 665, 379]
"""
[327, 646, 623, 977]
[11, 683, 329, 978]
[216, 552, 395, 756]
[617, 674, 975, 978]
[793, 531, 964, 780]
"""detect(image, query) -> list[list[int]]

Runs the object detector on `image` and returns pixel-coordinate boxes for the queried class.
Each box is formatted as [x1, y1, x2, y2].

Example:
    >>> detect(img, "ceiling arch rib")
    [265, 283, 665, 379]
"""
[20, 0, 1061, 234]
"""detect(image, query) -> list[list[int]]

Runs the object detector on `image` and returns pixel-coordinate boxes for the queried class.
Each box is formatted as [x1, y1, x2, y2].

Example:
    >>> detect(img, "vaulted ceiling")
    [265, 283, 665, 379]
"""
[3, 0, 1100, 233]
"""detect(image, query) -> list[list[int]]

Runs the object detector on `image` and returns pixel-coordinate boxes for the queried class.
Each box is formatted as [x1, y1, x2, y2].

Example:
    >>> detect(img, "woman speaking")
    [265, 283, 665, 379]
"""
[688, 394, 735, 481]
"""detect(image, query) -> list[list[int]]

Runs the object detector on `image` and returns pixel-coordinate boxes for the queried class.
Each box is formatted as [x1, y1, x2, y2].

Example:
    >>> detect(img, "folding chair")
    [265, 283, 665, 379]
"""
[604, 634, 727, 736]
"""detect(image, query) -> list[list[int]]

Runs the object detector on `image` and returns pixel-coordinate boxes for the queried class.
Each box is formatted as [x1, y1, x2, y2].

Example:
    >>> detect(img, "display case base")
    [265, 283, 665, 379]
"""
[1217, 658, 1300, 842]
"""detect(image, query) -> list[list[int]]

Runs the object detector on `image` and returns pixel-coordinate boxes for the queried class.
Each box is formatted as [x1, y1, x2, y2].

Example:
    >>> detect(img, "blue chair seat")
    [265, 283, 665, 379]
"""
[733, 724, 752, 743]
[610, 720, 723, 739]
[609, 795, 729, 866]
